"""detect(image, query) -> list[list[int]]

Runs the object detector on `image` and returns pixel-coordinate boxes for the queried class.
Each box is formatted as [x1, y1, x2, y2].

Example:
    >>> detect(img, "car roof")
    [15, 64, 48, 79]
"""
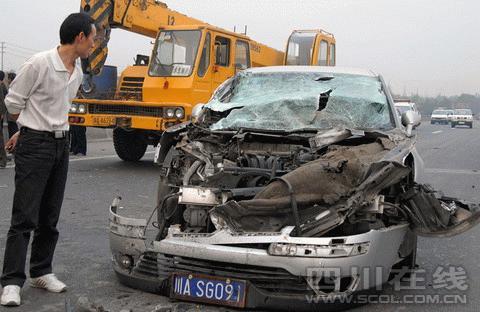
[243, 66, 378, 77]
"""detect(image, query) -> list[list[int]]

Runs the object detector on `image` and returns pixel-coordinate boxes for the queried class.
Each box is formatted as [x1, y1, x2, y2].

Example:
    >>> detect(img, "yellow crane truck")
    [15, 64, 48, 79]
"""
[70, 0, 336, 161]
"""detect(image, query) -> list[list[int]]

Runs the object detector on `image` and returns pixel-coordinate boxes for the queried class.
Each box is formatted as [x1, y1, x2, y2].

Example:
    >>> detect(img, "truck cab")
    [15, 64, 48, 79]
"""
[284, 30, 336, 66]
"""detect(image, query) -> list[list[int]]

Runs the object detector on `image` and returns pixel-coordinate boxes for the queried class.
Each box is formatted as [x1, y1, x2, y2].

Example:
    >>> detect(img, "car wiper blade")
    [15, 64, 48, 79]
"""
[315, 76, 335, 81]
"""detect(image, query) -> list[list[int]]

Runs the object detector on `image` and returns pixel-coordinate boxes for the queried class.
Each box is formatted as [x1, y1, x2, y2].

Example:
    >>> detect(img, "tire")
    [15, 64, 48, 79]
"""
[469, 123, 473, 129]
[451, 122, 456, 128]
[113, 128, 148, 161]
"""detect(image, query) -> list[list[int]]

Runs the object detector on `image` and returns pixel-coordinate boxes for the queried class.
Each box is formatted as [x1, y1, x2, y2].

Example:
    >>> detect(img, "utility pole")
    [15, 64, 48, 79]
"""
[0, 42, 5, 71]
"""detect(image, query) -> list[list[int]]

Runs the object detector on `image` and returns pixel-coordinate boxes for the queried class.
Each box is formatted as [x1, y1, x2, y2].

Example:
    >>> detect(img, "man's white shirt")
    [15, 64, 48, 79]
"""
[5, 47, 83, 131]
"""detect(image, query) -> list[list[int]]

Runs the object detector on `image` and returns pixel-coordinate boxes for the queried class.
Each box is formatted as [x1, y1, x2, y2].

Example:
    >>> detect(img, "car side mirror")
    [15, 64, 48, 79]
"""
[401, 110, 415, 137]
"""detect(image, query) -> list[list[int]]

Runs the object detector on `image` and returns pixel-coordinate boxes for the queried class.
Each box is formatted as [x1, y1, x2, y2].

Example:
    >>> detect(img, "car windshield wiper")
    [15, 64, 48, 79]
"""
[315, 76, 334, 81]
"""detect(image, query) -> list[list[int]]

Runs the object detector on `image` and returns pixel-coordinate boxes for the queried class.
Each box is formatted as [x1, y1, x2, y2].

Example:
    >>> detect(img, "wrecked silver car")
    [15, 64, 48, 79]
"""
[109, 67, 480, 310]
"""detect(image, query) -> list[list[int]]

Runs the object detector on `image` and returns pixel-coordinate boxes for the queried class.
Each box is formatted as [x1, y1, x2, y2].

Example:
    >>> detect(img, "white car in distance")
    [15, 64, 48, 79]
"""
[451, 108, 474, 128]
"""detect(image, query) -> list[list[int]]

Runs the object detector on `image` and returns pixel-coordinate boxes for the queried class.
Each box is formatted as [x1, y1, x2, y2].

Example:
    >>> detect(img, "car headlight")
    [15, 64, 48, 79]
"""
[77, 104, 87, 114]
[69, 103, 78, 114]
[175, 108, 185, 119]
[165, 108, 175, 118]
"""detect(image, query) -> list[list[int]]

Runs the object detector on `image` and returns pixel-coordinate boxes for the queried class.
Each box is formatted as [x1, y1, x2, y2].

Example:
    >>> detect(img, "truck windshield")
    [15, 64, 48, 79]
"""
[149, 30, 201, 77]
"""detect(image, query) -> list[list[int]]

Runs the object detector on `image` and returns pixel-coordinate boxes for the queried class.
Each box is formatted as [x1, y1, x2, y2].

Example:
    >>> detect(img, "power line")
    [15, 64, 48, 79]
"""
[7, 46, 32, 57]
[7, 51, 30, 60]
[5, 41, 39, 53]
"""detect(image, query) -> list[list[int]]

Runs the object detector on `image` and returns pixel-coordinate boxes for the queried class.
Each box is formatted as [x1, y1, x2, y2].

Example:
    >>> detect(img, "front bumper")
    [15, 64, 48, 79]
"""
[69, 99, 187, 130]
[109, 204, 409, 310]
[452, 119, 473, 125]
[430, 117, 448, 124]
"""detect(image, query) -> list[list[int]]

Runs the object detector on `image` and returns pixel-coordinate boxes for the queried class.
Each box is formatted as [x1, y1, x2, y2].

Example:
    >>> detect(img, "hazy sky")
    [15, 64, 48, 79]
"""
[1, 0, 479, 96]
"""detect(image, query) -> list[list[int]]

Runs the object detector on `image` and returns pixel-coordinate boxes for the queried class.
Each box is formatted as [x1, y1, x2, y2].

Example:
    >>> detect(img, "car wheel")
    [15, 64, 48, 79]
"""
[469, 123, 473, 129]
[451, 123, 456, 128]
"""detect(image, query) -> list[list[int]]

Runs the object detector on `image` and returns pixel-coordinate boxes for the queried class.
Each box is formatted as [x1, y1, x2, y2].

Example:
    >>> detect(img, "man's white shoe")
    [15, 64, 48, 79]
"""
[30, 274, 67, 293]
[1, 285, 21, 306]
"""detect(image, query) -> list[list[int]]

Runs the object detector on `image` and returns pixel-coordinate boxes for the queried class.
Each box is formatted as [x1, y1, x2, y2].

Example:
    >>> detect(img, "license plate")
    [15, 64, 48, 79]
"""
[458, 121, 465, 124]
[171, 273, 247, 308]
[92, 116, 116, 126]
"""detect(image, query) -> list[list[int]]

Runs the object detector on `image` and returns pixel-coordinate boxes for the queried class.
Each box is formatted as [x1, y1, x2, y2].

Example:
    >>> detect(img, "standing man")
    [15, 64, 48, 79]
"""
[0, 71, 7, 168]
[0, 13, 95, 306]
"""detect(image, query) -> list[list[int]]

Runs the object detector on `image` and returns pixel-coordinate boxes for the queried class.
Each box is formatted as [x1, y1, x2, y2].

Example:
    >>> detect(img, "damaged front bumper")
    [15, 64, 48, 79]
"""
[109, 202, 410, 310]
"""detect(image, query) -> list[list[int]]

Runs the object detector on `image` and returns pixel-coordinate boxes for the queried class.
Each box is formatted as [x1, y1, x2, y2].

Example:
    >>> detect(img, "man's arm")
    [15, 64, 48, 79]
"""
[5, 131, 19, 153]
[5, 62, 40, 116]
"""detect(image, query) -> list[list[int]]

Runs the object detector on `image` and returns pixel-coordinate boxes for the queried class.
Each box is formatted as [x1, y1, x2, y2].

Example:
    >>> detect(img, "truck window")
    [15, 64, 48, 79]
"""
[317, 40, 328, 66]
[286, 32, 316, 65]
[215, 36, 230, 67]
[197, 32, 211, 77]
[235, 40, 251, 70]
[330, 44, 336, 66]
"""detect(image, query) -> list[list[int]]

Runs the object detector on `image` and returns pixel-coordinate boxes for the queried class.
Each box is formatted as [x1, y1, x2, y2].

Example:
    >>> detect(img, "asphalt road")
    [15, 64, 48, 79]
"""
[0, 122, 479, 312]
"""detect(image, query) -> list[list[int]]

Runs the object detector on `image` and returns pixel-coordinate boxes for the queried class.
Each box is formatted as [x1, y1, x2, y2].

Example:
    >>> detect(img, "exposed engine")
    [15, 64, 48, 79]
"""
[153, 123, 478, 241]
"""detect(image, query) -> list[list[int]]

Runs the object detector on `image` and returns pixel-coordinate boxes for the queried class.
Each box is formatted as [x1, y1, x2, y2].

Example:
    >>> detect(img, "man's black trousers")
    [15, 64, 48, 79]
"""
[1, 129, 69, 287]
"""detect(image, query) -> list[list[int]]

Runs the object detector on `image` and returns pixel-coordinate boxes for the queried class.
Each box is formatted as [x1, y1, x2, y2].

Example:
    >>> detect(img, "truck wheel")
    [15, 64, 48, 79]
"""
[113, 128, 148, 161]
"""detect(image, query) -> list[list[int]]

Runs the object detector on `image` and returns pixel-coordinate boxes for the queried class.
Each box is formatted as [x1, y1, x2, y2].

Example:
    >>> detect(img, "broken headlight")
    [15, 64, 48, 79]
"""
[268, 242, 370, 258]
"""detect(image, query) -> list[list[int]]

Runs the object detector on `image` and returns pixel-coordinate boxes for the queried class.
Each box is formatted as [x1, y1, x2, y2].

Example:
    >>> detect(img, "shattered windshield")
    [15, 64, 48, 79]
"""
[205, 71, 393, 132]
[149, 30, 201, 77]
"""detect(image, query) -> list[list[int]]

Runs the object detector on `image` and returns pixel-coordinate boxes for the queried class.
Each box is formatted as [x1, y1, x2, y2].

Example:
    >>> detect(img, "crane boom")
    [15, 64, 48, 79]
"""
[81, 0, 206, 74]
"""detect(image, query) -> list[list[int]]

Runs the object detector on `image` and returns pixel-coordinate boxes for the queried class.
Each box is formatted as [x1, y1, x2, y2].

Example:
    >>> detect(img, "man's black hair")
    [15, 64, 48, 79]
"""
[0, 71, 4, 81]
[59, 13, 95, 45]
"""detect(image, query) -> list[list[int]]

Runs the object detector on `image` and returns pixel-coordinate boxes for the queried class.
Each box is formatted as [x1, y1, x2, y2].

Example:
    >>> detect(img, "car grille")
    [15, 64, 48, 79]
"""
[89, 103, 163, 117]
[119, 77, 144, 101]
[156, 253, 312, 295]
[133, 252, 159, 278]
